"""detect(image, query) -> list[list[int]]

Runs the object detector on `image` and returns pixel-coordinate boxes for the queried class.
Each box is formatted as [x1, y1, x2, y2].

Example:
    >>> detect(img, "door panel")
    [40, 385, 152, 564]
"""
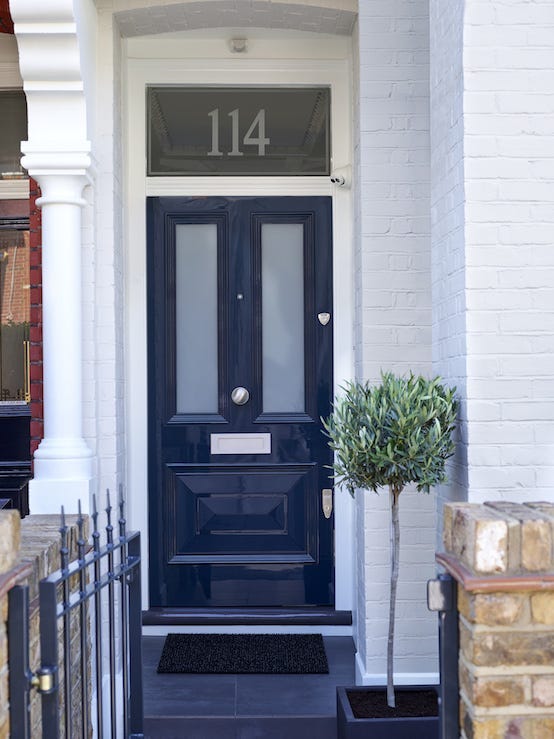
[169, 464, 317, 561]
[148, 196, 333, 609]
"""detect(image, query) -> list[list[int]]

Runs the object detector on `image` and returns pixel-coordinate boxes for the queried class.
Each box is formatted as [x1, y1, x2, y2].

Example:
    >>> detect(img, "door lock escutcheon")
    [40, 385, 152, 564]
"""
[322, 489, 333, 519]
[231, 386, 250, 405]
[318, 312, 331, 326]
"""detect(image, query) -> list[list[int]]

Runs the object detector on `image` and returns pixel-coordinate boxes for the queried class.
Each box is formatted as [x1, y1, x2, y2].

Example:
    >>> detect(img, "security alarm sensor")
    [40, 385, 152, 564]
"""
[330, 166, 351, 188]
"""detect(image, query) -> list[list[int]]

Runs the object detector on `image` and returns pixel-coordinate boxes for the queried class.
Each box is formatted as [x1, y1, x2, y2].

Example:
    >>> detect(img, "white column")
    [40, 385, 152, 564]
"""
[11, 0, 96, 513]
[26, 151, 95, 513]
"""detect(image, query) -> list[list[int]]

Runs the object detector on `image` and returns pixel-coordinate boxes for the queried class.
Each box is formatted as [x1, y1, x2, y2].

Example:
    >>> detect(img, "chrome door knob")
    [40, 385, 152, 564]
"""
[231, 386, 250, 405]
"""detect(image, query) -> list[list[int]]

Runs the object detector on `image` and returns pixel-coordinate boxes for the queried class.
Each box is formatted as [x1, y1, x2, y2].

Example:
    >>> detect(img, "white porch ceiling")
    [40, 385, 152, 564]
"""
[113, 0, 357, 37]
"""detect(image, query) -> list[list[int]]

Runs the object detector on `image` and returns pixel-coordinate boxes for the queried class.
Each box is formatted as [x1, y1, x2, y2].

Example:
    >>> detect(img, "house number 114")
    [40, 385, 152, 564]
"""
[207, 108, 270, 157]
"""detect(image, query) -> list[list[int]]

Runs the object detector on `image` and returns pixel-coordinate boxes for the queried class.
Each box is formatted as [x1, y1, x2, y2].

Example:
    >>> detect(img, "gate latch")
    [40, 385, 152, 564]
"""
[322, 489, 333, 519]
[427, 575, 454, 612]
[31, 666, 57, 694]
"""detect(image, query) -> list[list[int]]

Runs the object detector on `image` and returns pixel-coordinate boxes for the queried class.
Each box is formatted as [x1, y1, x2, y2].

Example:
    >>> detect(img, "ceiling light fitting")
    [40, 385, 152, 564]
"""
[229, 38, 248, 53]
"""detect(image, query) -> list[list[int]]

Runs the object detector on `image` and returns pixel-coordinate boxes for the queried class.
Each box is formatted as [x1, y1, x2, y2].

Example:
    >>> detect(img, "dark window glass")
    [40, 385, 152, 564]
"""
[0, 229, 30, 402]
[147, 87, 330, 176]
[0, 91, 27, 178]
[0, 89, 30, 406]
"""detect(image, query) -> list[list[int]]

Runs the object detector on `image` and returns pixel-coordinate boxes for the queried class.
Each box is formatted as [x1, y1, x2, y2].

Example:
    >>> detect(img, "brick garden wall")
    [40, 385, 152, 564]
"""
[0, 511, 86, 738]
[0, 511, 20, 738]
[439, 501, 554, 739]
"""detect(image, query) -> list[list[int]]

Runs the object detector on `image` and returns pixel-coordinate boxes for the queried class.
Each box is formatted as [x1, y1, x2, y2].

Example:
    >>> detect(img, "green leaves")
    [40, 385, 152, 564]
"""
[322, 372, 458, 497]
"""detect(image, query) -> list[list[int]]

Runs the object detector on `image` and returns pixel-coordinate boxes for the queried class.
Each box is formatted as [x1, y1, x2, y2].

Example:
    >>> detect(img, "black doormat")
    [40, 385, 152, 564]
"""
[156, 633, 329, 674]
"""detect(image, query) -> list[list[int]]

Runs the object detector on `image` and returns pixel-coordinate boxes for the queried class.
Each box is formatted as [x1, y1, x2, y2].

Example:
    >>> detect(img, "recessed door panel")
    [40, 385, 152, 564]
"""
[148, 196, 333, 609]
[167, 464, 317, 563]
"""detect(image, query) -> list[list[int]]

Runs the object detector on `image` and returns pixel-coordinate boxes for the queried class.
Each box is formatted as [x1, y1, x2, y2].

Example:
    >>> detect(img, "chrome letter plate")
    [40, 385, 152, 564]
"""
[210, 433, 271, 455]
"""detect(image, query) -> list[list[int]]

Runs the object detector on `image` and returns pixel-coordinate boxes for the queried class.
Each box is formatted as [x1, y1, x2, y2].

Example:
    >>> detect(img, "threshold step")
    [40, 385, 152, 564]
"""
[143, 607, 353, 626]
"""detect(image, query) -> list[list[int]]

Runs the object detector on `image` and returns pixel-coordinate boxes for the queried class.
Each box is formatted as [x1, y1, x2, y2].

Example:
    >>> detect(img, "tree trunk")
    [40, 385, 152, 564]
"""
[387, 484, 401, 708]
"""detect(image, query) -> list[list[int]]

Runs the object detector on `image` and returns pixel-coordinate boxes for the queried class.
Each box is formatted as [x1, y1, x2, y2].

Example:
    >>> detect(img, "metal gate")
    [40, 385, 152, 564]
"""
[8, 492, 144, 738]
[428, 573, 460, 739]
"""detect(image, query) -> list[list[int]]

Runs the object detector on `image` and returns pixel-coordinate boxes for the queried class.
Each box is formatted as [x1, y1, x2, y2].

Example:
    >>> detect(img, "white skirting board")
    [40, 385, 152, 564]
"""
[355, 652, 439, 687]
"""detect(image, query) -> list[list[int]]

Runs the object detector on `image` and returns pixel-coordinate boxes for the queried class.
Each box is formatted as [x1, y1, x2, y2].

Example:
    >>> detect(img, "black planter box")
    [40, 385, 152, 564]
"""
[336, 686, 439, 739]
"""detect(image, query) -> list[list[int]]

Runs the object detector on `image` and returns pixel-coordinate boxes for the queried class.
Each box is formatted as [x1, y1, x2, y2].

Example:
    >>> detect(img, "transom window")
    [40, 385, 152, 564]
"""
[147, 86, 330, 176]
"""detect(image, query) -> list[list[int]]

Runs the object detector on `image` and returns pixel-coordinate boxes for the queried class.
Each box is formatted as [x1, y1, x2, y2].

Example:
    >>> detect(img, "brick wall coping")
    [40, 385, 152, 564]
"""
[442, 501, 554, 582]
[0, 561, 33, 601]
[436, 552, 554, 593]
[0, 514, 84, 602]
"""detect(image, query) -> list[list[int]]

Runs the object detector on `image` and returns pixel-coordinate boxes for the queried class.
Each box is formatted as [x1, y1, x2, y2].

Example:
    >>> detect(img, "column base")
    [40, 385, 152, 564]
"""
[30, 437, 95, 514]
[29, 476, 95, 515]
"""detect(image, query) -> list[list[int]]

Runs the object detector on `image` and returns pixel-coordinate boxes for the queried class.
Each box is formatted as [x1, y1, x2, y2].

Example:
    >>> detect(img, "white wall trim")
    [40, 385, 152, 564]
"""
[0, 180, 29, 199]
[146, 177, 333, 197]
[355, 652, 439, 687]
[123, 31, 355, 613]
[0, 61, 23, 86]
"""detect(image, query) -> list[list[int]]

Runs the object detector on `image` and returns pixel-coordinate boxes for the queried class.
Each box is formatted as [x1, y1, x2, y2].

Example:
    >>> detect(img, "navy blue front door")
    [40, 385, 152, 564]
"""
[147, 196, 333, 608]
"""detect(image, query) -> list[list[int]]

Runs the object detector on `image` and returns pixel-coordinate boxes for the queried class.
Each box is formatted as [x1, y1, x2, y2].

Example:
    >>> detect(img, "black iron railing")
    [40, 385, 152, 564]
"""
[428, 573, 460, 739]
[8, 490, 144, 738]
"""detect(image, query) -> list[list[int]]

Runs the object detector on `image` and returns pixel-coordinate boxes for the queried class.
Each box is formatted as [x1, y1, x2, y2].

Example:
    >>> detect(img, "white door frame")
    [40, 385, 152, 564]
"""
[124, 30, 355, 624]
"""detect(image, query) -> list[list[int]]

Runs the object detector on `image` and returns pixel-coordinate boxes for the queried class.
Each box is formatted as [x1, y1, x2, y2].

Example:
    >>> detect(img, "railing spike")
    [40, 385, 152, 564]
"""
[91, 492, 100, 553]
[105, 488, 114, 548]
[118, 484, 127, 539]
[77, 499, 86, 564]
[59, 505, 69, 573]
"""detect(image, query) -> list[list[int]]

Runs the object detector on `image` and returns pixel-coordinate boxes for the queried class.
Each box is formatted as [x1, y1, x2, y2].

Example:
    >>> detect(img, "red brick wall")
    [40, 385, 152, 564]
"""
[0, 8, 42, 454]
[0, 0, 13, 34]
[29, 180, 43, 455]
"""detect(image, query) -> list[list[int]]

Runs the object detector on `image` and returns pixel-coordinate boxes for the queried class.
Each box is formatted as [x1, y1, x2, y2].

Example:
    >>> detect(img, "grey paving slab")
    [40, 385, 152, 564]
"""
[144, 716, 237, 738]
[142, 634, 355, 734]
[236, 716, 337, 739]
[236, 673, 341, 716]
[143, 636, 237, 717]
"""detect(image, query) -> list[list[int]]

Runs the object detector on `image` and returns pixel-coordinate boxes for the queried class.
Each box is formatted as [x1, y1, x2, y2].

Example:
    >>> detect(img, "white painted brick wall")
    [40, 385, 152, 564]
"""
[429, 0, 468, 547]
[351, 18, 367, 669]
[463, 0, 554, 504]
[89, 9, 127, 500]
[355, 0, 436, 682]
[357, 0, 431, 383]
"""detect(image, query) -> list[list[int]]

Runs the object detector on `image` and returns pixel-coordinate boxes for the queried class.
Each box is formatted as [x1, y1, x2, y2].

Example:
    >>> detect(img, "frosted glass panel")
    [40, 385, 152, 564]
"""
[262, 224, 305, 413]
[175, 224, 218, 413]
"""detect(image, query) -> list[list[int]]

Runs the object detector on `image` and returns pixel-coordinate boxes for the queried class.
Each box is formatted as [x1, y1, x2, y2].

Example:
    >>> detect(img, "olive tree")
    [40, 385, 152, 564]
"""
[323, 373, 458, 708]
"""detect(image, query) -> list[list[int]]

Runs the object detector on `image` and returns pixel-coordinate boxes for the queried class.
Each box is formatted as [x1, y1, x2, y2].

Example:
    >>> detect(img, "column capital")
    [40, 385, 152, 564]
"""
[21, 143, 93, 206]
[21, 141, 94, 186]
